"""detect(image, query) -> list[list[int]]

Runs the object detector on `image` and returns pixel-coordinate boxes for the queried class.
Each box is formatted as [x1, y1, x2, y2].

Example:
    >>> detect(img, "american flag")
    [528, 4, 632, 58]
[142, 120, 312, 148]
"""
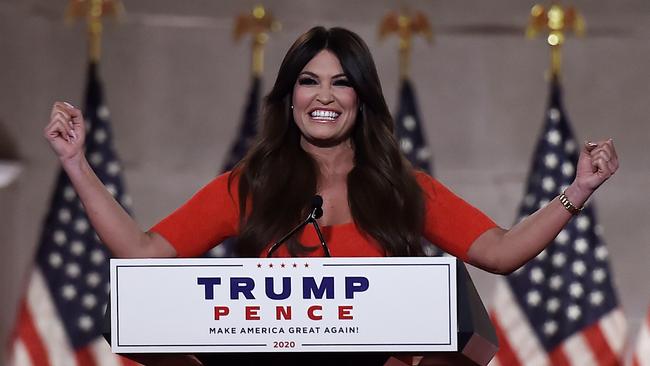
[395, 79, 432, 173]
[632, 306, 650, 366]
[489, 76, 626, 365]
[204, 76, 261, 258]
[7, 63, 139, 366]
[394, 78, 440, 257]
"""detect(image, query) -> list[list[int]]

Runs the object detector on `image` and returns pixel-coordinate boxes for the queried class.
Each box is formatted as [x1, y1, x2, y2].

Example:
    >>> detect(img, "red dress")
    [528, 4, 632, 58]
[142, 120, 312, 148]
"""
[150, 171, 496, 261]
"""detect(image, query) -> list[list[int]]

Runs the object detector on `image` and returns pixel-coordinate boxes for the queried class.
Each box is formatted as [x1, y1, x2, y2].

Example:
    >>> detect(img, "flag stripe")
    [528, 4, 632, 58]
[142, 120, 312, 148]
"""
[582, 321, 618, 366]
[14, 301, 48, 366]
[634, 309, 650, 366]
[75, 347, 97, 366]
[9, 339, 33, 366]
[562, 334, 598, 365]
[27, 269, 77, 366]
[600, 308, 627, 355]
[549, 346, 571, 366]
[490, 312, 522, 365]
[492, 280, 549, 364]
[89, 338, 120, 366]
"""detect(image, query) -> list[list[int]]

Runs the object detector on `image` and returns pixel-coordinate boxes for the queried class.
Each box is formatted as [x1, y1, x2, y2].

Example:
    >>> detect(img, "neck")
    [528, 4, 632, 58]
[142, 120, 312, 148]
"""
[300, 138, 354, 177]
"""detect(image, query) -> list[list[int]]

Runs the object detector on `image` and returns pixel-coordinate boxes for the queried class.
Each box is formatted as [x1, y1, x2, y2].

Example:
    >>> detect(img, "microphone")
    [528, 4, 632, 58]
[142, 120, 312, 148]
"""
[266, 195, 330, 257]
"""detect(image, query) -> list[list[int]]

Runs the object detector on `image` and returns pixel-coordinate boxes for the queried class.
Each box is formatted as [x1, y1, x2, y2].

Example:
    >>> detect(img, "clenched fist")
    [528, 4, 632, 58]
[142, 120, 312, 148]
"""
[574, 139, 619, 194]
[44, 102, 86, 163]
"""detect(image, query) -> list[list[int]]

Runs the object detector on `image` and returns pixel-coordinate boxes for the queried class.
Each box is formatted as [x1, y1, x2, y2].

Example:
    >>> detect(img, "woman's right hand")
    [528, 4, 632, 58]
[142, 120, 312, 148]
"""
[44, 102, 86, 163]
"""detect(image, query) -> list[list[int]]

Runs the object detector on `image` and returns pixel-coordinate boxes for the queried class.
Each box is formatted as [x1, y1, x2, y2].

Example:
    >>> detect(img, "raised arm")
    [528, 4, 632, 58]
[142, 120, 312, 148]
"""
[466, 139, 618, 274]
[44, 102, 176, 258]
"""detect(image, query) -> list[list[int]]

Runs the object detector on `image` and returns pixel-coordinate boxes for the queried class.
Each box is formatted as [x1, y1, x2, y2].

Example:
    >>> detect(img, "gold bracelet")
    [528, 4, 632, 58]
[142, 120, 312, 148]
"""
[558, 191, 583, 215]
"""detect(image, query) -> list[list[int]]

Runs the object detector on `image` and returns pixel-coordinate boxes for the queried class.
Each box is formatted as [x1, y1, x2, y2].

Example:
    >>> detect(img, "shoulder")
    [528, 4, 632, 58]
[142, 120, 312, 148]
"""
[195, 170, 240, 205]
[412, 170, 444, 196]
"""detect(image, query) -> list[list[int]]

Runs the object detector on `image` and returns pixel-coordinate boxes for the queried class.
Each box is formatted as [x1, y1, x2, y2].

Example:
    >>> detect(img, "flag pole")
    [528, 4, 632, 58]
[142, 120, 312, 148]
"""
[65, 0, 124, 63]
[233, 4, 281, 78]
[526, 2, 585, 79]
[378, 8, 433, 80]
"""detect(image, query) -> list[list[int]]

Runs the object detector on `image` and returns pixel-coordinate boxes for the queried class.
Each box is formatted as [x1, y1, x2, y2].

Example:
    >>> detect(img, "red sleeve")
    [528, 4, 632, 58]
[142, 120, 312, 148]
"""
[149, 172, 240, 257]
[415, 172, 497, 261]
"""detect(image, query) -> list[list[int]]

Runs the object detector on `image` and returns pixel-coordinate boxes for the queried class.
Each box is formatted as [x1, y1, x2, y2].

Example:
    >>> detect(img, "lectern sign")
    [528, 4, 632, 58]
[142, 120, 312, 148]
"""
[110, 257, 457, 353]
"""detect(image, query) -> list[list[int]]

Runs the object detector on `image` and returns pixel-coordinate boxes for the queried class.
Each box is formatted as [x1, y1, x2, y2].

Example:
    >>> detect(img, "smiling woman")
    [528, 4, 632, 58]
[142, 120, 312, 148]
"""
[227, 26, 430, 258]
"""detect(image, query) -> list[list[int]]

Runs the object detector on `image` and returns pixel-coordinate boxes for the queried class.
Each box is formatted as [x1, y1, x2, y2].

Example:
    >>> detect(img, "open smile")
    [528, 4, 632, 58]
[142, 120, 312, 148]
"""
[309, 109, 341, 122]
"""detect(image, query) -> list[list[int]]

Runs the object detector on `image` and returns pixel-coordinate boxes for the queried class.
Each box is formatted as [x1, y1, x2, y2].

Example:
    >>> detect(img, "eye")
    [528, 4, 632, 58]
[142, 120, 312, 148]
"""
[333, 79, 352, 87]
[298, 77, 317, 85]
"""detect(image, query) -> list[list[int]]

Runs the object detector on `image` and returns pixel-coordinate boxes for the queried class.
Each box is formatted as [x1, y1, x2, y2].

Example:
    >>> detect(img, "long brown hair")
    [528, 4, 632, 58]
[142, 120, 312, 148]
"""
[231, 26, 424, 257]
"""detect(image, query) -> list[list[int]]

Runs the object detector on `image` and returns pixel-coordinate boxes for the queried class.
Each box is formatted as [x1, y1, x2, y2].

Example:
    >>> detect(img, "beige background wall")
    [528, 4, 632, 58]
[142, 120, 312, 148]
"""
[1, 0, 649, 361]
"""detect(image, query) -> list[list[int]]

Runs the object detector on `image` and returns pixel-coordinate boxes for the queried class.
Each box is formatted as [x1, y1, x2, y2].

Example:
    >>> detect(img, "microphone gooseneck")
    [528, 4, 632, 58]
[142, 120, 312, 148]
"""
[266, 195, 330, 257]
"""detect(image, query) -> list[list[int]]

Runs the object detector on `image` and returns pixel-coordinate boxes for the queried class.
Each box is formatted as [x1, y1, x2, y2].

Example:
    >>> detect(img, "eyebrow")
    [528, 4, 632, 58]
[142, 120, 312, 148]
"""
[299, 71, 347, 79]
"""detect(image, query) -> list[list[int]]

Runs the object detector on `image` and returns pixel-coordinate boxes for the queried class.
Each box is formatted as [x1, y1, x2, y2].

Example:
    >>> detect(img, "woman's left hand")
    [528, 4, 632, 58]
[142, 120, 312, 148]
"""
[574, 139, 619, 195]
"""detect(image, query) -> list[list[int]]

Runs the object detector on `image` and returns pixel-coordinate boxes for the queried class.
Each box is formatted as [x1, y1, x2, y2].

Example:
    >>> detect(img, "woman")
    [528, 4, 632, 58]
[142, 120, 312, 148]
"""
[45, 26, 617, 364]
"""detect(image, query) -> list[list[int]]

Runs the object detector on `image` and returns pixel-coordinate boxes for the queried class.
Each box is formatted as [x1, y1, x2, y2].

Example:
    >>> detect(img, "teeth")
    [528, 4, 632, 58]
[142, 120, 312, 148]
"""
[310, 110, 340, 120]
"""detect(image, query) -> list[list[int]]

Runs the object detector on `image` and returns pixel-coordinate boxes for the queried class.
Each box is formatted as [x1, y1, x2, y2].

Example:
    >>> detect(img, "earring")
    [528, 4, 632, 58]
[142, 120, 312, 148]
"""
[359, 105, 363, 112]
[291, 105, 294, 109]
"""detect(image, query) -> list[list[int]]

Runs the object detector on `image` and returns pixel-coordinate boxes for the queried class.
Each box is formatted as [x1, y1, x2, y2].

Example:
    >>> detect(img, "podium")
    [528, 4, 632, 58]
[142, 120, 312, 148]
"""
[103, 257, 497, 365]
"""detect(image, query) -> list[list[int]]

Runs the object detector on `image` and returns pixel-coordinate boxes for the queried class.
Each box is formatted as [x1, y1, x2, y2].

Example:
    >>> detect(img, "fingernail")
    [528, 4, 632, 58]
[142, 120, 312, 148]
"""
[587, 141, 598, 148]
[64, 102, 75, 108]
[71, 130, 77, 140]
[68, 120, 74, 128]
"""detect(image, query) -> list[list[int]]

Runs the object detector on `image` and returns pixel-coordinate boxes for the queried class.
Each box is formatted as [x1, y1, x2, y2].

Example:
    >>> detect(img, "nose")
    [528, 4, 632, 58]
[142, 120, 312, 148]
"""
[316, 85, 334, 104]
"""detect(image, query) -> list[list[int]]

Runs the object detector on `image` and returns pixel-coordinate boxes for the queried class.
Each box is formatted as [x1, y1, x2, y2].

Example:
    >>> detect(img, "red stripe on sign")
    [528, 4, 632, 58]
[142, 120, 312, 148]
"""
[583, 323, 620, 366]
[75, 346, 97, 366]
[490, 312, 521, 365]
[17, 301, 50, 366]
[549, 345, 571, 366]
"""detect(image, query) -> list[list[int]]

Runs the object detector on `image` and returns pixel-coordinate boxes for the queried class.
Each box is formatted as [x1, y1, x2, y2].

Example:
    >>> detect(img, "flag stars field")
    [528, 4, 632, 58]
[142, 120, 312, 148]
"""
[567, 304, 582, 321]
[544, 320, 559, 336]
[527, 290, 542, 306]
[53, 230, 67, 246]
[547, 298, 561, 313]
[595, 245, 608, 260]
[590, 291, 604, 306]
[548, 108, 560, 122]
[94, 128, 107, 144]
[544, 153, 559, 169]
[70, 240, 85, 256]
[562, 161, 575, 177]
[574, 238, 588, 254]
[569, 282, 584, 298]
[49, 252, 63, 268]
[572, 260, 587, 276]
[555, 229, 569, 245]
[546, 129, 561, 145]
[552, 252, 567, 267]
[59, 208, 72, 223]
[549, 275, 563, 290]
[86, 272, 101, 288]
[530, 267, 545, 284]
[564, 140, 577, 154]
[576, 216, 590, 231]
[592, 268, 607, 283]
[63, 185, 76, 201]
